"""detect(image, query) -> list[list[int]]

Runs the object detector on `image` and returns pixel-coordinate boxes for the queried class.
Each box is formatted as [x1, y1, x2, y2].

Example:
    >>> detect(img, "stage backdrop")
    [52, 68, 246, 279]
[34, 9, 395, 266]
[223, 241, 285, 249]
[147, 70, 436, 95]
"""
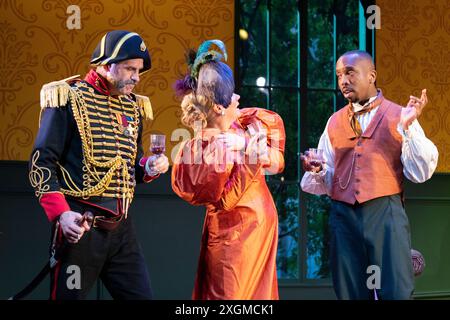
[0, 0, 234, 161]
[376, 0, 450, 172]
[1, 0, 449, 301]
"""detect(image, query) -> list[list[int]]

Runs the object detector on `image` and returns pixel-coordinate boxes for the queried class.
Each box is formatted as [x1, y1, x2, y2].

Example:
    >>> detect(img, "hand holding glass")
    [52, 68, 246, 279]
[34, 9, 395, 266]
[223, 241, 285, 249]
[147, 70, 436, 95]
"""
[147, 134, 166, 176]
[300, 148, 324, 172]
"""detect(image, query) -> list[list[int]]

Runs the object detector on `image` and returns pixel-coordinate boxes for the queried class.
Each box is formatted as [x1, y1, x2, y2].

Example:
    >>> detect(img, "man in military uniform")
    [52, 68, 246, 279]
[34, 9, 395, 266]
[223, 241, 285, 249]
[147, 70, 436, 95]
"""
[29, 30, 169, 300]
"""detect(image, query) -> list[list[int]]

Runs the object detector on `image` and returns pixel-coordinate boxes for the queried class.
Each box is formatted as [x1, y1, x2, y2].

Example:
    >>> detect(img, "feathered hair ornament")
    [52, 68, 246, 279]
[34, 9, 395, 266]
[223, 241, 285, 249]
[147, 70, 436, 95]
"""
[174, 39, 228, 97]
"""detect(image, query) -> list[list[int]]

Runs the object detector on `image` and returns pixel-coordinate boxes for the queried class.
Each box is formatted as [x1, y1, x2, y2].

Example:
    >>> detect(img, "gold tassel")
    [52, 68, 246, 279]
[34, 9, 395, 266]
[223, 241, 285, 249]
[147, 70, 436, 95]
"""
[134, 94, 154, 120]
[40, 75, 80, 109]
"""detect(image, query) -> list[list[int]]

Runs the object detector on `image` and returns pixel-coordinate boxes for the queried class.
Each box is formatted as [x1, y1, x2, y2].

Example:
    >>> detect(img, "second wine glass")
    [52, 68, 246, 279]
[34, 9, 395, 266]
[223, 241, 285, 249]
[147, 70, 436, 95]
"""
[150, 134, 166, 155]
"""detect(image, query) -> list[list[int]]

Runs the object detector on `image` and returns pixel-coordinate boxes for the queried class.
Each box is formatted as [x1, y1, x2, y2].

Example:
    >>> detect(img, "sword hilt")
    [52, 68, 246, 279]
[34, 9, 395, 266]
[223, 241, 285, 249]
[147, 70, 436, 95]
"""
[79, 211, 94, 228]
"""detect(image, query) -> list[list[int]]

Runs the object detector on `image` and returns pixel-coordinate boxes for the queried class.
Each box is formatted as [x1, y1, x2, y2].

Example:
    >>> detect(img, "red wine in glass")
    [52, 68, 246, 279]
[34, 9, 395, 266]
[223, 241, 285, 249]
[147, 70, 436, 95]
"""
[150, 134, 166, 156]
[304, 148, 324, 171]
[309, 160, 322, 167]
[151, 146, 165, 155]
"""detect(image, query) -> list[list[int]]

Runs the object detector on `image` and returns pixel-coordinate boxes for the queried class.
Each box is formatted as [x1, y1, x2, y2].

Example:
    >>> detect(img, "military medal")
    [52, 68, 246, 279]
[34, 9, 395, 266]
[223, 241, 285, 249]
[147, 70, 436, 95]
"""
[115, 113, 134, 136]
[115, 113, 125, 133]
[124, 124, 135, 137]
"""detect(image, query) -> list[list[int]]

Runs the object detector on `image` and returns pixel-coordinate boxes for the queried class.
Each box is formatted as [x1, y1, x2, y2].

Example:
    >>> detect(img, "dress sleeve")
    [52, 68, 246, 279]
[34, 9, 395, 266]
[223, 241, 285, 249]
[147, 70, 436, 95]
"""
[238, 107, 286, 175]
[216, 108, 286, 211]
[172, 137, 264, 211]
[171, 137, 234, 206]
[172, 108, 286, 210]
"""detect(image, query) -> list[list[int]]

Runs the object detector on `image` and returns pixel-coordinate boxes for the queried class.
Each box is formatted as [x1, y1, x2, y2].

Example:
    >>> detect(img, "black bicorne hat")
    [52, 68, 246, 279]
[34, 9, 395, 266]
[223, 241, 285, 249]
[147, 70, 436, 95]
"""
[90, 30, 151, 73]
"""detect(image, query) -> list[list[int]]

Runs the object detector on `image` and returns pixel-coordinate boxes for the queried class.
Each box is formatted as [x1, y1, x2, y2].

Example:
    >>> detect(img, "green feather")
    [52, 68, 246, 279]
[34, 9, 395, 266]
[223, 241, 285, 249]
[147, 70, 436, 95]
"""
[190, 40, 228, 79]
[196, 40, 228, 61]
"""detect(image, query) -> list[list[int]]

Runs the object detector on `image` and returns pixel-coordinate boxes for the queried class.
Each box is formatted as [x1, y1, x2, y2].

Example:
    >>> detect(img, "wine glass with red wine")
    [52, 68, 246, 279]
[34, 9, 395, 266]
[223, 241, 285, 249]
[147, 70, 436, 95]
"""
[300, 148, 324, 172]
[307, 148, 324, 168]
[150, 134, 166, 156]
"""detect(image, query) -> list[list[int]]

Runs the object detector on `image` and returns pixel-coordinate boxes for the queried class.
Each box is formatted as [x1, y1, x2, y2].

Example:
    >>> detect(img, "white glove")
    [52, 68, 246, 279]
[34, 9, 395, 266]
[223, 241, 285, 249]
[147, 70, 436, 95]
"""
[246, 122, 269, 164]
[145, 155, 160, 176]
[216, 132, 246, 151]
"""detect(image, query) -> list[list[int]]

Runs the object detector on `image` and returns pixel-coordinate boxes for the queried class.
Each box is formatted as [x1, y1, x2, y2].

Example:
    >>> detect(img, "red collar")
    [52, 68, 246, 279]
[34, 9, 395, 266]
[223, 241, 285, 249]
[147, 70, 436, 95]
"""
[84, 69, 111, 95]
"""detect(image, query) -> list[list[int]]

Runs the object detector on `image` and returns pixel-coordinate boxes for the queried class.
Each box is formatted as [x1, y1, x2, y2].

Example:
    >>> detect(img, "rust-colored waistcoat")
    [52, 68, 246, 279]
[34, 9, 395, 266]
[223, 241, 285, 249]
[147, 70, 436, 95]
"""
[327, 98, 404, 204]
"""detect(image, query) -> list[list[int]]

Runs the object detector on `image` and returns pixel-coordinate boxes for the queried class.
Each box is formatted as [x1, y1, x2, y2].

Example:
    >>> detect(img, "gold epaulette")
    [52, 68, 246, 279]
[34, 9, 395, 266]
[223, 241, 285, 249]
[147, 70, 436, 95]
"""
[40, 75, 81, 109]
[134, 94, 154, 120]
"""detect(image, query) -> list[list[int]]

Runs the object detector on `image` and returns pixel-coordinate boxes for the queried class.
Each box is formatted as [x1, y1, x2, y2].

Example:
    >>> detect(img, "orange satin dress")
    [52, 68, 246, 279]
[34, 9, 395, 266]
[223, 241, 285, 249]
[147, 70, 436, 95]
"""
[171, 107, 286, 300]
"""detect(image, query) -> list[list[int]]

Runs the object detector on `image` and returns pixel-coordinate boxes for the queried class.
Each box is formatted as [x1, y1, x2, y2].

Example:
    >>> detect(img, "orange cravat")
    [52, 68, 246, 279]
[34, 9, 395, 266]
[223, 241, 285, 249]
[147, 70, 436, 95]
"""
[347, 94, 383, 137]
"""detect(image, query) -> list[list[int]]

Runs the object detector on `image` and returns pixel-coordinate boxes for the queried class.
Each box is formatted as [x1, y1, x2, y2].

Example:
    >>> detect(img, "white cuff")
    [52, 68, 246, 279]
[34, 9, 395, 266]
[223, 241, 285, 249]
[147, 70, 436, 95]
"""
[397, 120, 422, 140]
[310, 168, 326, 180]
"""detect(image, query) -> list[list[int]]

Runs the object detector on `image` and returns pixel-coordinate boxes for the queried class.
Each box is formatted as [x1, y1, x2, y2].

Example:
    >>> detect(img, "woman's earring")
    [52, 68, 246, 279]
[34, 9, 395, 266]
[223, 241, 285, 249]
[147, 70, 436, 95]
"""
[221, 110, 225, 116]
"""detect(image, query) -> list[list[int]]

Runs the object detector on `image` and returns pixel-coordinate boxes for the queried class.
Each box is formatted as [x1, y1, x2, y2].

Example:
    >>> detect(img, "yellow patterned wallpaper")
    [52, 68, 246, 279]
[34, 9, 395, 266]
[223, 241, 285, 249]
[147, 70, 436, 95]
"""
[376, 0, 450, 172]
[0, 0, 234, 161]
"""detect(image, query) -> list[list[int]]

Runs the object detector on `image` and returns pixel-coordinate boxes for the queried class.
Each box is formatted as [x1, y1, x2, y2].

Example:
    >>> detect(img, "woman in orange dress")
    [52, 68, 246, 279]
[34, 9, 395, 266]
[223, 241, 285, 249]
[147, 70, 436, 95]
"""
[171, 40, 286, 300]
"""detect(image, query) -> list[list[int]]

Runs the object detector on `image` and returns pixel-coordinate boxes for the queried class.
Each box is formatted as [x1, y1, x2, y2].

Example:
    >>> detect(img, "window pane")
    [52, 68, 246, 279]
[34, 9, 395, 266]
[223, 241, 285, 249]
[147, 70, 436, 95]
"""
[306, 193, 331, 279]
[306, 90, 335, 147]
[271, 88, 299, 181]
[308, 0, 335, 89]
[270, 0, 298, 86]
[272, 182, 300, 279]
[336, 90, 348, 111]
[239, 0, 267, 86]
[238, 86, 268, 110]
[305, 90, 334, 280]
[335, 0, 359, 57]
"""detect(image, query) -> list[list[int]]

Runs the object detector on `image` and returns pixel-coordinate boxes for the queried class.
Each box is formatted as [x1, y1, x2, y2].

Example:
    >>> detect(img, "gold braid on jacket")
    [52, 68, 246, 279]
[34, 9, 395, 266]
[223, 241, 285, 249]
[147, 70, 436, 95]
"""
[39, 76, 152, 217]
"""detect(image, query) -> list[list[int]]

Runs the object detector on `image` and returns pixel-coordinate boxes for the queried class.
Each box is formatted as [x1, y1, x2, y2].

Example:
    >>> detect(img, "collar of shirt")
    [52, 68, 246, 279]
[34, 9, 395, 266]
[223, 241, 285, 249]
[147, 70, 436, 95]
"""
[352, 95, 378, 112]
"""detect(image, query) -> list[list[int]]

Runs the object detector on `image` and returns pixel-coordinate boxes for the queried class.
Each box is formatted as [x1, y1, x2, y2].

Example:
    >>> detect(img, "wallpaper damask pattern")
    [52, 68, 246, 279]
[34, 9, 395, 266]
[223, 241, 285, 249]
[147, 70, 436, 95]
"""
[376, 0, 450, 172]
[0, 0, 234, 160]
[4, 0, 447, 171]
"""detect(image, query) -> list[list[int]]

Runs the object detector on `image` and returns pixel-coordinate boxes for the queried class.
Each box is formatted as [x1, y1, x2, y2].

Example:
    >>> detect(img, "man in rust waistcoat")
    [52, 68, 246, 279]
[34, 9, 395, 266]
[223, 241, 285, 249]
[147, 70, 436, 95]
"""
[301, 50, 438, 299]
[29, 30, 169, 299]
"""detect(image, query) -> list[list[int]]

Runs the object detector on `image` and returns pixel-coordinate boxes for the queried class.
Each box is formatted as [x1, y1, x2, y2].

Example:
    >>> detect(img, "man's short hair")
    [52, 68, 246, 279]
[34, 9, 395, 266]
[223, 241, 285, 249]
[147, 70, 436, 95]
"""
[340, 50, 375, 69]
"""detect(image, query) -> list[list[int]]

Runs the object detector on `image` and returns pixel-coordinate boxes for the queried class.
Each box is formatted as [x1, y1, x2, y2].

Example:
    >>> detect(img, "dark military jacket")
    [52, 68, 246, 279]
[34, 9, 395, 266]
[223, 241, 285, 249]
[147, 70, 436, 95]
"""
[29, 75, 152, 217]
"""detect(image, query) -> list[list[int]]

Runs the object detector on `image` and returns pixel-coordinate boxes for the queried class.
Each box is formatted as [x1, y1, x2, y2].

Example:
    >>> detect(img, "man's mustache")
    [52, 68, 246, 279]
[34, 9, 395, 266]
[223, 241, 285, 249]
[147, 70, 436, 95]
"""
[116, 80, 137, 89]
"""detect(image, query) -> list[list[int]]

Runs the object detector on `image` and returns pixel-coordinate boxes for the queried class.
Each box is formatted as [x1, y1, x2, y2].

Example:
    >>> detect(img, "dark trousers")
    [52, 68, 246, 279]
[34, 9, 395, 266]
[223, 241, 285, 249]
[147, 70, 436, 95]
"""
[49, 202, 152, 300]
[329, 194, 414, 300]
